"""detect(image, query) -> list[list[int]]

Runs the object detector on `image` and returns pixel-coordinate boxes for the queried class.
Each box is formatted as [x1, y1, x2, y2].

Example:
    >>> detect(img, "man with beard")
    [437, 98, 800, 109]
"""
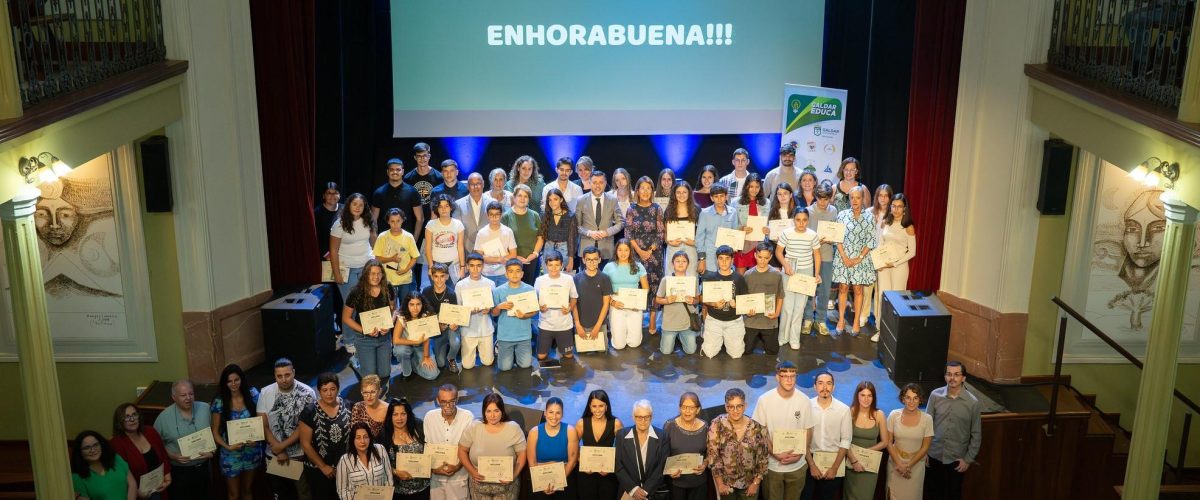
[764, 142, 800, 197]
[802, 372, 851, 500]
[257, 358, 316, 498]
[371, 158, 422, 239]
[423, 384, 474, 499]
[925, 361, 981, 500]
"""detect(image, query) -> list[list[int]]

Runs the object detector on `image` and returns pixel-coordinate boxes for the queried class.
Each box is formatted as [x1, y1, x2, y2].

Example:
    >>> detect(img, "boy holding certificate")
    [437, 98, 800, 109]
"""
[423, 263, 462, 373]
[751, 361, 815, 499]
[654, 251, 701, 355]
[491, 259, 538, 371]
[534, 249, 579, 366]
[474, 201, 519, 287]
[700, 245, 749, 359]
[456, 253, 496, 370]
[743, 243, 785, 356]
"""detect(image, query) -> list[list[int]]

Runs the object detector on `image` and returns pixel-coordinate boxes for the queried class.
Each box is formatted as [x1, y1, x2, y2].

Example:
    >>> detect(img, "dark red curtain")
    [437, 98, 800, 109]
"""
[903, 0, 966, 292]
[251, 0, 319, 289]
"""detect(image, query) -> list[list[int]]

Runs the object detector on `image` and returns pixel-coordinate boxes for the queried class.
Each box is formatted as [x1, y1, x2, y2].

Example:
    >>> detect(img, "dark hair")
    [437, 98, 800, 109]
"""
[837, 157, 860, 181]
[324, 181, 339, 192]
[851, 381, 879, 422]
[779, 142, 797, 155]
[316, 372, 340, 392]
[775, 360, 797, 373]
[634, 176, 656, 203]
[792, 206, 810, 218]
[581, 389, 615, 421]
[946, 360, 965, 377]
[739, 173, 767, 207]
[350, 260, 393, 311]
[543, 248, 563, 264]
[504, 258, 524, 270]
[798, 172, 819, 205]
[466, 252, 484, 264]
[400, 291, 430, 321]
[510, 155, 543, 185]
[679, 392, 701, 409]
[440, 159, 458, 170]
[715, 245, 734, 257]
[486, 201, 504, 214]
[111, 403, 141, 437]
[557, 157, 573, 168]
[754, 242, 774, 255]
[71, 431, 115, 478]
[338, 193, 374, 234]
[613, 239, 640, 275]
[482, 393, 511, 422]
[386, 207, 406, 223]
[815, 371, 835, 384]
[273, 358, 294, 369]
[900, 383, 924, 403]
[581, 246, 600, 259]
[665, 180, 699, 223]
[429, 262, 450, 276]
[345, 422, 384, 464]
[216, 364, 254, 435]
[432, 194, 457, 217]
[540, 397, 565, 424]
[872, 184, 894, 217]
[695, 164, 720, 190]
[709, 184, 728, 197]
[815, 183, 834, 200]
[591, 169, 606, 180]
[671, 250, 691, 263]
[539, 189, 573, 242]
[413, 142, 431, 154]
[732, 147, 750, 159]
[724, 388, 746, 403]
[884, 193, 914, 228]
[656, 169, 677, 197]
[381, 398, 424, 448]
[386, 158, 404, 169]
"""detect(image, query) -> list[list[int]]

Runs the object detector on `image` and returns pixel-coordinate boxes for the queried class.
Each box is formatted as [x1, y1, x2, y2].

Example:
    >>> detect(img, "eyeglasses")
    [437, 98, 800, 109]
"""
[633, 415, 653, 420]
[436, 399, 457, 407]
[725, 403, 745, 410]
[415, 153, 431, 159]
[361, 390, 378, 396]
[80, 443, 101, 452]
[679, 405, 699, 410]
[123, 414, 140, 421]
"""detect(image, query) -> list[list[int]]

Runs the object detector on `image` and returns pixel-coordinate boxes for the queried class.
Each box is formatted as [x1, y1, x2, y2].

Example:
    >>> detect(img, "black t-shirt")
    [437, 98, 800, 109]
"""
[431, 181, 468, 202]
[314, 204, 340, 259]
[420, 285, 457, 315]
[372, 182, 420, 234]
[346, 287, 391, 314]
[574, 270, 614, 329]
[701, 270, 748, 322]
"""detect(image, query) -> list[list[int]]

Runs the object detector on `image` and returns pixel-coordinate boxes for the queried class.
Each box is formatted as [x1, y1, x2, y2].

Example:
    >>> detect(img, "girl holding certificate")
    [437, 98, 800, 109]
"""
[776, 208, 822, 350]
[459, 393, 527, 500]
[526, 397, 578, 499]
[210, 364, 263, 498]
[873, 194, 917, 343]
[575, 390, 622, 500]
[329, 193, 377, 302]
[734, 174, 770, 273]
[382, 399, 431, 499]
[844, 381, 891, 500]
[392, 292, 440, 381]
[336, 422, 394, 499]
[602, 240, 650, 350]
[663, 181, 700, 277]
[343, 260, 396, 392]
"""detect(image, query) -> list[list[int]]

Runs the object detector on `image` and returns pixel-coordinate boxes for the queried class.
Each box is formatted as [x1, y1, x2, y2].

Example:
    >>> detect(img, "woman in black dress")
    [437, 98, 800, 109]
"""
[573, 390, 622, 500]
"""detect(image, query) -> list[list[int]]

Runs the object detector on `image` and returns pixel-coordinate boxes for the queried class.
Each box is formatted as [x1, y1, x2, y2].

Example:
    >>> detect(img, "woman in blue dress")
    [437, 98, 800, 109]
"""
[832, 185, 876, 337]
[210, 363, 264, 498]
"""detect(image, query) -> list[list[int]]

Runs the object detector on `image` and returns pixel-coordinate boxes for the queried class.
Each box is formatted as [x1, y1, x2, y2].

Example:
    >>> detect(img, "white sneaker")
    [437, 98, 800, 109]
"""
[870, 333, 880, 343]
[859, 315, 868, 328]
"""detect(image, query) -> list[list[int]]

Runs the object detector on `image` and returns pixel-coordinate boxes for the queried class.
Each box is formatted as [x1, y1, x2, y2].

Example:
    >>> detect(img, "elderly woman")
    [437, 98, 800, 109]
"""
[486, 168, 515, 210]
[616, 399, 668, 500]
[72, 430, 137, 500]
[336, 422, 393, 499]
[832, 185, 877, 337]
[527, 397, 578, 498]
[382, 398, 430, 499]
[707, 388, 769, 499]
[459, 393, 527, 500]
[300, 373, 353, 499]
[350, 374, 388, 437]
[663, 392, 707, 500]
[111, 403, 172, 499]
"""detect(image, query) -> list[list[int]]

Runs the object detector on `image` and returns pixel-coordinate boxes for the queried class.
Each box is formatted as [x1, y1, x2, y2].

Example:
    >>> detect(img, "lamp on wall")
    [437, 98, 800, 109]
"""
[16, 152, 71, 185]
[1128, 156, 1180, 189]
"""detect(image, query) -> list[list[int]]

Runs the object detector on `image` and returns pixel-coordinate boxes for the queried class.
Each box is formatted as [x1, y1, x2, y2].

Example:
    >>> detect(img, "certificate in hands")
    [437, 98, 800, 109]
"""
[425, 443, 460, 468]
[541, 285, 570, 309]
[870, 244, 900, 266]
[137, 465, 164, 496]
[812, 451, 846, 477]
[745, 215, 768, 241]
[354, 485, 395, 500]
[265, 457, 304, 480]
[404, 316, 441, 340]
[478, 456, 514, 483]
[816, 221, 846, 243]
[771, 429, 807, 455]
[787, 274, 817, 296]
[715, 227, 746, 251]
[578, 446, 615, 473]
[437, 303, 471, 326]
[320, 261, 349, 283]
[508, 291, 540, 315]
[663, 453, 703, 475]
[227, 416, 265, 444]
[529, 462, 569, 491]
[178, 427, 216, 458]
[359, 306, 394, 334]
[615, 288, 648, 310]
[480, 237, 507, 258]
[574, 331, 607, 353]
[461, 287, 495, 310]
[735, 293, 766, 315]
[768, 219, 793, 241]
[849, 445, 883, 474]
[666, 221, 696, 242]
[395, 453, 432, 478]
[664, 276, 696, 301]
[702, 280, 733, 303]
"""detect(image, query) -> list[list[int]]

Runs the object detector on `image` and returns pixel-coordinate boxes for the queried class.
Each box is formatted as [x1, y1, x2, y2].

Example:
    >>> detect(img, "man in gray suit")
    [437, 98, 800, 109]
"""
[455, 172, 489, 255]
[576, 170, 623, 261]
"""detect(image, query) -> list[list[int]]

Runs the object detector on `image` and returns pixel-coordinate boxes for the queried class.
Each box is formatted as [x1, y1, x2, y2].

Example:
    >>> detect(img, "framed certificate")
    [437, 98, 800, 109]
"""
[529, 462, 569, 491]
[849, 445, 883, 474]
[425, 443, 460, 468]
[437, 303, 471, 326]
[226, 416, 265, 444]
[735, 293, 766, 315]
[461, 287, 495, 310]
[354, 485, 395, 500]
[395, 453, 432, 478]
[574, 331, 607, 353]
[771, 429, 807, 455]
[480, 237, 508, 257]
[701, 280, 733, 303]
[616, 288, 648, 310]
[816, 221, 846, 243]
[404, 316, 441, 340]
[666, 221, 696, 242]
[812, 451, 846, 477]
[714, 227, 745, 251]
[541, 285, 570, 309]
[265, 457, 304, 480]
[768, 219, 793, 241]
[663, 453, 702, 475]
[578, 446, 615, 473]
[745, 215, 768, 241]
[178, 427, 217, 458]
[478, 456, 514, 482]
[664, 276, 696, 301]
[787, 274, 817, 296]
[358, 306, 394, 334]
[137, 465, 164, 496]
[508, 291, 540, 315]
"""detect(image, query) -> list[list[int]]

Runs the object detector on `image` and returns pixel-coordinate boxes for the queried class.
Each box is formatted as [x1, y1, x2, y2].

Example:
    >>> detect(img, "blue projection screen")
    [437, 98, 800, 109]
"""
[391, 0, 824, 137]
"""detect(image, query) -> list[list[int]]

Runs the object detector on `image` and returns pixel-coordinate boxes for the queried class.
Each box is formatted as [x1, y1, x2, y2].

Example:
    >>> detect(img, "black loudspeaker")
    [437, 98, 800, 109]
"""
[139, 135, 173, 213]
[1037, 139, 1073, 215]
[261, 285, 337, 373]
[879, 291, 952, 384]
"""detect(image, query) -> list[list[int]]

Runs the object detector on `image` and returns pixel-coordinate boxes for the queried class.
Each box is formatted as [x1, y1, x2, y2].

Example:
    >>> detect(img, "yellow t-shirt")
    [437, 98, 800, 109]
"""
[373, 229, 419, 285]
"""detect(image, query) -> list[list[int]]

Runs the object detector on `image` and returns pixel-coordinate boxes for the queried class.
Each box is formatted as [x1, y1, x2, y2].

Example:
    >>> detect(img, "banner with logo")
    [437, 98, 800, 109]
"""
[781, 84, 848, 186]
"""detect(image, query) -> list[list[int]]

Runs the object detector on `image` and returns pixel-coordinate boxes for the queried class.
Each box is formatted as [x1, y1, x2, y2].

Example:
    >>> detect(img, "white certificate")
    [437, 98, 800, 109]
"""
[226, 416, 264, 444]
[508, 290, 540, 315]
[666, 221, 696, 242]
[745, 215, 768, 241]
[664, 276, 696, 301]
[768, 219, 793, 241]
[663, 453, 703, 475]
[461, 287, 495, 310]
[714, 227, 745, 251]
[653, 196, 671, 208]
[735, 293, 766, 315]
[787, 273, 817, 296]
[771, 429, 807, 455]
[425, 443, 460, 467]
[529, 462, 569, 491]
[320, 261, 348, 283]
[265, 457, 304, 480]
[616, 288, 648, 310]
[578, 446, 616, 473]
[541, 285, 570, 309]
[850, 445, 883, 474]
[395, 452, 432, 478]
[359, 306, 394, 334]
[137, 465, 164, 496]
[702, 280, 734, 303]
[437, 303, 471, 326]
[816, 221, 846, 243]
[404, 316, 441, 340]
[812, 451, 846, 477]
[480, 237, 508, 258]
[354, 485, 395, 500]
[478, 455, 514, 483]
[574, 331, 608, 353]
[870, 244, 901, 266]
[177, 427, 217, 458]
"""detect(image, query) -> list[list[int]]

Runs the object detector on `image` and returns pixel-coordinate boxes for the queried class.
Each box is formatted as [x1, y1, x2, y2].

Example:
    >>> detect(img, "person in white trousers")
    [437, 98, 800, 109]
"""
[872, 193, 917, 342]
[604, 240, 650, 349]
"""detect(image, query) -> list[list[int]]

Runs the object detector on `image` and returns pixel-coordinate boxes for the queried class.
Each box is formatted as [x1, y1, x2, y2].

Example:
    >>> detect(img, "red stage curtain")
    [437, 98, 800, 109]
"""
[903, 0, 966, 291]
[250, 0, 319, 288]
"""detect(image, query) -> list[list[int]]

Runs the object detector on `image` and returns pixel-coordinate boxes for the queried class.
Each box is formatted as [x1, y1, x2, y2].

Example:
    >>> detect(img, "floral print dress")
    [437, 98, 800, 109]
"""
[212, 388, 265, 477]
[832, 208, 877, 285]
[625, 202, 665, 308]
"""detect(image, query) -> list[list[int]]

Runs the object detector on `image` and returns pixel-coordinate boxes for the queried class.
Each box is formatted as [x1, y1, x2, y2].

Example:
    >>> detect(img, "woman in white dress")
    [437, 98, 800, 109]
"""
[886, 383, 933, 500]
[873, 193, 917, 342]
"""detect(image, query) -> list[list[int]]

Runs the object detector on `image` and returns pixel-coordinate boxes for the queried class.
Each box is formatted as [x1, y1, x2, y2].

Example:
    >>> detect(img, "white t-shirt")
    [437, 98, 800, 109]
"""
[751, 387, 816, 472]
[423, 408, 475, 488]
[426, 218, 465, 264]
[455, 276, 496, 338]
[534, 273, 579, 331]
[330, 218, 374, 268]
[256, 381, 316, 458]
[473, 225, 518, 276]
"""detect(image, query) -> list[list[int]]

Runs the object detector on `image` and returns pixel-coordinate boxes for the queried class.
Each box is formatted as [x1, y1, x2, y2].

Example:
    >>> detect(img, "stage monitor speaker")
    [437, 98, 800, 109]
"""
[261, 285, 336, 373]
[879, 291, 952, 384]
[139, 135, 173, 213]
[1037, 139, 1073, 215]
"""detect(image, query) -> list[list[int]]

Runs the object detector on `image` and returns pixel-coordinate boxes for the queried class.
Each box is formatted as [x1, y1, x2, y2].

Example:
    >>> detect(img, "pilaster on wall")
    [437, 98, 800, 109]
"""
[939, 0, 1055, 380]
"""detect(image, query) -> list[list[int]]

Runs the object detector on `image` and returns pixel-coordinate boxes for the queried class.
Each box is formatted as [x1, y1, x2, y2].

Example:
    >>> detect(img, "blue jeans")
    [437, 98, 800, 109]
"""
[542, 241, 571, 271]
[393, 344, 440, 380]
[337, 267, 363, 302]
[660, 329, 698, 355]
[496, 340, 533, 371]
[803, 261, 834, 322]
[391, 283, 416, 307]
[434, 327, 462, 367]
[348, 329, 391, 385]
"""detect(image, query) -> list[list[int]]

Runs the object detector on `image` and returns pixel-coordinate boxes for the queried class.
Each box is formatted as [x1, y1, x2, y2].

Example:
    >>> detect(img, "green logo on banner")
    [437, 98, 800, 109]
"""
[785, 95, 842, 133]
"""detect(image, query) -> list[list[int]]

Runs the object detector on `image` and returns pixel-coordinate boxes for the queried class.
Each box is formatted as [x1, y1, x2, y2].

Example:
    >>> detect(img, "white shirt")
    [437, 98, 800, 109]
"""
[544, 180, 585, 212]
[256, 381, 316, 458]
[470, 195, 484, 222]
[473, 225, 518, 276]
[624, 426, 660, 496]
[751, 387, 815, 472]
[425, 218, 465, 264]
[809, 397, 852, 453]
[455, 276, 496, 338]
[423, 408, 476, 489]
[534, 273, 579, 331]
[720, 171, 750, 206]
[336, 444, 393, 499]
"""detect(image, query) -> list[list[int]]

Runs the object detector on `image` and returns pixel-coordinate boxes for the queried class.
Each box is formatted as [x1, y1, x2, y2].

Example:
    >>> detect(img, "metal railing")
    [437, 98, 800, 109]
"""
[1049, 296, 1196, 480]
[1048, 0, 1194, 109]
[7, 0, 166, 107]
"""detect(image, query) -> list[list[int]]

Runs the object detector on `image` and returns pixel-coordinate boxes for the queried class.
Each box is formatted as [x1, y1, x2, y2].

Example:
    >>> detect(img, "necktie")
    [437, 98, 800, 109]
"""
[595, 197, 602, 227]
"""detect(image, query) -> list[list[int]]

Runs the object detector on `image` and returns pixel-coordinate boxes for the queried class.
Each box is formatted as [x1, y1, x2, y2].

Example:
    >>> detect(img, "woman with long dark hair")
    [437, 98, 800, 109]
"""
[382, 398, 430, 499]
[574, 390, 622, 500]
[663, 180, 700, 277]
[393, 291, 440, 380]
[844, 381, 891, 500]
[459, 393, 527, 500]
[336, 421, 394, 499]
[330, 192, 378, 301]
[692, 165, 719, 209]
[71, 430, 137, 500]
[536, 188, 578, 273]
[872, 193, 917, 342]
[603, 239, 650, 350]
[655, 168, 676, 200]
[735, 173, 770, 273]
[111, 403, 172, 498]
[507, 155, 546, 211]
[210, 364, 263, 499]
[342, 259, 396, 391]
[833, 158, 864, 213]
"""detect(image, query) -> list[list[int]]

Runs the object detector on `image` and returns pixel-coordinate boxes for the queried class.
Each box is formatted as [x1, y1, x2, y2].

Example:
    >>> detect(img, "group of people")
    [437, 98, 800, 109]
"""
[317, 142, 919, 381]
[69, 360, 980, 500]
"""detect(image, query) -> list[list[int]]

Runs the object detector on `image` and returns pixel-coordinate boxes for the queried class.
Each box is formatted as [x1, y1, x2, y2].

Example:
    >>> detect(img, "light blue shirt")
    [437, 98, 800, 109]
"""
[153, 401, 213, 465]
[695, 204, 740, 263]
[493, 282, 536, 342]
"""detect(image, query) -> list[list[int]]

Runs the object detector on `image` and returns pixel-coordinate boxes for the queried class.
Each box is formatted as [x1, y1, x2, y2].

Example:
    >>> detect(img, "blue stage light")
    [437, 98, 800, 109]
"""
[650, 134, 701, 173]
[537, 136, 590, 167]
[441, 137, 490, 174]
[740, 133, 783, 172]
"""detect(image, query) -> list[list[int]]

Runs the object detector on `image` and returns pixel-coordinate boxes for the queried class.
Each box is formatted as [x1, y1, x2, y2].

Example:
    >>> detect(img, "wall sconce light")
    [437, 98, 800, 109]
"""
[1128, 157, 1180, 189]
[17, 152, 71, 185]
